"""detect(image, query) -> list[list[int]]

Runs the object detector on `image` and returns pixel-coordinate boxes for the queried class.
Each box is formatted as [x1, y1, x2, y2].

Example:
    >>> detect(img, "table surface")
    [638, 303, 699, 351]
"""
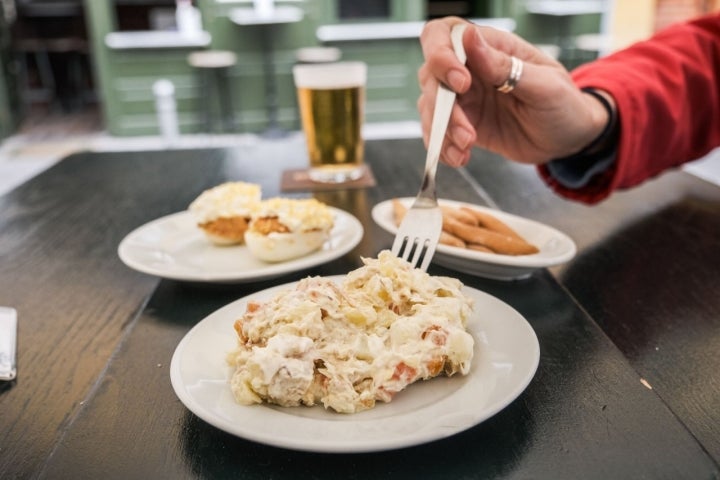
[1, 138, 719, 479]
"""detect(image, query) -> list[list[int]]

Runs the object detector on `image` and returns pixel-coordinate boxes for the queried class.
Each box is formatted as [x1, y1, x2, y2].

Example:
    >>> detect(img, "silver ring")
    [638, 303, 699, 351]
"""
[496, 56, 523, 93]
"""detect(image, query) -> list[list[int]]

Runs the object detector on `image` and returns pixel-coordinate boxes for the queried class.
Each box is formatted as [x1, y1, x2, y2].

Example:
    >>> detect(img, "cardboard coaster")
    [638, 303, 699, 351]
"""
[281, 165, 377, 192]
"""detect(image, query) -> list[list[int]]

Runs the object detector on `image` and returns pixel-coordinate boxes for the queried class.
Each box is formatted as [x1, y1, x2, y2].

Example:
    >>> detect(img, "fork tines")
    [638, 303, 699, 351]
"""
[391, 235, 437, 271]
[390, 204, 443, 271]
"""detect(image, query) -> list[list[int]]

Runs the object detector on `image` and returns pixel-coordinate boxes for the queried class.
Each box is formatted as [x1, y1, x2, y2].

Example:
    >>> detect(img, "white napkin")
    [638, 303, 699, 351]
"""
[0, 307, 17, 381]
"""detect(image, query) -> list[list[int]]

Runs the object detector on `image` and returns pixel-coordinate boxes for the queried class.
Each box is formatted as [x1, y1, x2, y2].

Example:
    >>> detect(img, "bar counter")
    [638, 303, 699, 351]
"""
[0, 137, 718, 478]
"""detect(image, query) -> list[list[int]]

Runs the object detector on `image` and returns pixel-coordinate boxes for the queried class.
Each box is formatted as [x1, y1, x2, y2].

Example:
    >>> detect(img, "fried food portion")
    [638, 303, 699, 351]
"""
[459, 206, 526, 242]
[198, 216, 250, 245]
[391, 199, 539, 256]
[440, 230, 466, 248]
[250, 217, 291, 235]
[245, 198, 335, 263]
[189, 181, 261, 246]
[392, 198, 407, 226]
[441, 205, 476, 225]
[443, 217, 538, 255]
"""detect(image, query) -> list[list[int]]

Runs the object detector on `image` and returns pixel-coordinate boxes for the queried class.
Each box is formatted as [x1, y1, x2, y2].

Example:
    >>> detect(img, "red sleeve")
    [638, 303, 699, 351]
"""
[539, 12, 720, 204]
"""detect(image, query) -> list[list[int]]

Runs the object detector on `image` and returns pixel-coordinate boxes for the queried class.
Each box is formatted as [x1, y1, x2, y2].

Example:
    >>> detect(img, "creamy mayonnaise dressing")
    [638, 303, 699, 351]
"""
[188, 182, 261, 223]
[227, 250, 475, 413]
[250, 197, 334, 233]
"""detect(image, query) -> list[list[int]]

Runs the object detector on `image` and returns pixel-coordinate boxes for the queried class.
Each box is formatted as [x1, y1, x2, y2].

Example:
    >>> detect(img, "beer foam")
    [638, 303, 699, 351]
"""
[293, 61, 367, 89]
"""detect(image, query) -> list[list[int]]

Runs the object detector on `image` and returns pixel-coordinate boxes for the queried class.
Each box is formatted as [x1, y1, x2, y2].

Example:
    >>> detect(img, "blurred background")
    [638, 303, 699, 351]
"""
[0, 0, 719, 195]
[1, 0, 719, 141]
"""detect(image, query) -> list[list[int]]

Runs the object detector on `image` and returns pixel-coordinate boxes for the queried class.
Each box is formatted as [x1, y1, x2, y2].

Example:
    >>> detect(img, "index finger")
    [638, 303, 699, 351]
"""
[420, 17, 472, 93]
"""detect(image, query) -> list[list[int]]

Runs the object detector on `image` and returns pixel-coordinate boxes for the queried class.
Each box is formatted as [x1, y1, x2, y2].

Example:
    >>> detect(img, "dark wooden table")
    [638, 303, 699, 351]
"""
[1, 137, 718, 479]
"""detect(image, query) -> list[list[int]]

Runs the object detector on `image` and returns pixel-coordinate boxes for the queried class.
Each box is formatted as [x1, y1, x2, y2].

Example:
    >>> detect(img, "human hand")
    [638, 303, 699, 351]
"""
[418, 17, 612, 166]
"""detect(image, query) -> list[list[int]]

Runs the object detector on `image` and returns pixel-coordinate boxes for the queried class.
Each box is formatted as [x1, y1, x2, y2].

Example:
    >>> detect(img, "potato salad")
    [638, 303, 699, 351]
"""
[227, 250, 475, 413]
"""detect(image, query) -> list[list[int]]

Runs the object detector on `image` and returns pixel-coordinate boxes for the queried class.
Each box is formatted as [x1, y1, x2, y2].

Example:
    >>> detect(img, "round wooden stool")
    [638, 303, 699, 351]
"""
[187, 50, 238, 133]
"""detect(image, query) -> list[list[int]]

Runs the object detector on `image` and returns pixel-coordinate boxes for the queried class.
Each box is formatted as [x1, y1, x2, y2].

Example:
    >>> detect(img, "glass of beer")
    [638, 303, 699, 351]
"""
[293, 62, 367, 183]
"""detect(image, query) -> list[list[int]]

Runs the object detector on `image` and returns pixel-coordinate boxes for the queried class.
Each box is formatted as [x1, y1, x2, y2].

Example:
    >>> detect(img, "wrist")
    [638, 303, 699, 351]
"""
[579, 88, 618, 155]
[544, 88, 619, 190]
[553, 88, 618, 160]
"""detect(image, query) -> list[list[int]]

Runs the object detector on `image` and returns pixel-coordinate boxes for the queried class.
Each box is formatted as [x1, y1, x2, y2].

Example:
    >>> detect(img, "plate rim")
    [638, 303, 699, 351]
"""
[117, 208, 364, 283]
[169, 276, 540, 453]
[371, 197, 576, 269]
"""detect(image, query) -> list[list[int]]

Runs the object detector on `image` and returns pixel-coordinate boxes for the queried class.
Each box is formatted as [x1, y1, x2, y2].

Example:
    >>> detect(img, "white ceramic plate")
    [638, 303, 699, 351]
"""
[372, 198, 576, 280]
[118, 209, 363, 283]
[169, 277, 540, 453]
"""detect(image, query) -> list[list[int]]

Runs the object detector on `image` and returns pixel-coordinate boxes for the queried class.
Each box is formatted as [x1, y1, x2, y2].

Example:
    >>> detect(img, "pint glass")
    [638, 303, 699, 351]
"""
[293, 62, 367, 183]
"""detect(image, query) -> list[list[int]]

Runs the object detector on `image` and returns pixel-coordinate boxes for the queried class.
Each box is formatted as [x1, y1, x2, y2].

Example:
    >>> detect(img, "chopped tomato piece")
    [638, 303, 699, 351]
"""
[392, 362, 417, 383]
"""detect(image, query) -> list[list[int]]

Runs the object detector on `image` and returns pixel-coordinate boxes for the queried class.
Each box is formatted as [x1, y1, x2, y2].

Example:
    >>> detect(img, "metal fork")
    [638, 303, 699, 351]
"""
[391, 23, 468, 270]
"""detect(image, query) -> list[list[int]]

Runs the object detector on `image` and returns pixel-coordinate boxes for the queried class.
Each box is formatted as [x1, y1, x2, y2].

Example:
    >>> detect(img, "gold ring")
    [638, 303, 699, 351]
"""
[496, 56, 523, 93]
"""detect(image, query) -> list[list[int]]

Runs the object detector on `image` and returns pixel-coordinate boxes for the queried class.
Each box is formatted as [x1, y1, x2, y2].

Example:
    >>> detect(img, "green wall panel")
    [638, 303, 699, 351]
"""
[88, 0, 432, 136]
[84, 0, 602, 137]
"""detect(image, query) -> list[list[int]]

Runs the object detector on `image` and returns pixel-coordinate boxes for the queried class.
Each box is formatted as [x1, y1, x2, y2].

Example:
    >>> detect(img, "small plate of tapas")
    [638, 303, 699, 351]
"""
[118, 208, 363, 283]
[371, 197, 576, 280]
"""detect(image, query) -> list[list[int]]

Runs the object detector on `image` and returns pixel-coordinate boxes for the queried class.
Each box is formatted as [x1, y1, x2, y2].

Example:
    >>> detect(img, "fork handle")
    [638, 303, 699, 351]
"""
[419, 84, 456, 202]
[418, 24, 468, 202]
